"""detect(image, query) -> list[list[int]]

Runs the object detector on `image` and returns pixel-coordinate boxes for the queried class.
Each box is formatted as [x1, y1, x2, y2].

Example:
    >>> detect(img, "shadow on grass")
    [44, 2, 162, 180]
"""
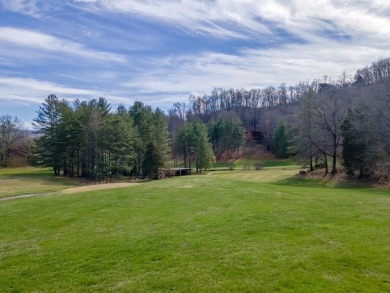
[212, 159, 298, 170]
[3, 172, 54, 178]
[0, 168, 53, 177]
[2, 176, 78, 186]
[271, 175, 372, 190]
[261, 159, 299, 168]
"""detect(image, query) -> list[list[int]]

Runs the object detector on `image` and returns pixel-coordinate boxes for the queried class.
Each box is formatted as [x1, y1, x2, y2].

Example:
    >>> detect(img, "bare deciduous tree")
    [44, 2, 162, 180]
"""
[0, 115, 29, 167]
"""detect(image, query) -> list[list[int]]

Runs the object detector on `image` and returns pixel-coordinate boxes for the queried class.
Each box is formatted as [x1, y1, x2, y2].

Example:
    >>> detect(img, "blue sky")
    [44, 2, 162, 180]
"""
[1, 0, 389, 127]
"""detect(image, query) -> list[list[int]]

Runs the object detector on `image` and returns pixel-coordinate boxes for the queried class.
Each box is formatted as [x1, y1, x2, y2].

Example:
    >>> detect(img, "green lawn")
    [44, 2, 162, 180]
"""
[211, 158, 298, 170]
[0, 167, 389, 292]
[0, 167, 79, 198]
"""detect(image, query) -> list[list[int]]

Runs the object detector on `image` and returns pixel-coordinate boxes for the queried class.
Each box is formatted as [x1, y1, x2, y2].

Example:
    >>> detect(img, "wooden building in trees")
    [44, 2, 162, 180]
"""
[245, 130, 263, 144]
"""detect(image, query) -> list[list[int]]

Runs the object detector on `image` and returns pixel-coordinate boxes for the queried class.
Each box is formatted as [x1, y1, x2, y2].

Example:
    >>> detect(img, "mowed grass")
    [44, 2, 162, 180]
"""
[0, 167, 389, 292]
[212, 158, 297, 170]
[0, 167, 79, 198]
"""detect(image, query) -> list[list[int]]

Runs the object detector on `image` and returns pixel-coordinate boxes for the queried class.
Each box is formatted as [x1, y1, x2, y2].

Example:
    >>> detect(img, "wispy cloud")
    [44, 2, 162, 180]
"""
[0, 0, 43, 17]
[1, 0, 389, 120]
[103, 0, 390, 100]
[0, 27, 126, 62]
[0, 77, 99, 104]
[121, 38, 388, 99]
[0, 77, 132, 105]
[74, 0, 270, 39]
[74, 0, 390, 43]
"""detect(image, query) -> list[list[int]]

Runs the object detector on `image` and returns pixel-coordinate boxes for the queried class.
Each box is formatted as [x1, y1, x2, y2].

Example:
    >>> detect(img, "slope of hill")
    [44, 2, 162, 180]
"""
[217, 144, 276, 162]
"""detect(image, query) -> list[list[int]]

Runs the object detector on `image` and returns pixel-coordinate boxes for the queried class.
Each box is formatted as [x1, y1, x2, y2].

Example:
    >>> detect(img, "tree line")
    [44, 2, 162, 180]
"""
[26, 95, 244, 180]
[29, 95, 171, 180]
[1, 57, 390, 180]
[168, 57, 390, 179]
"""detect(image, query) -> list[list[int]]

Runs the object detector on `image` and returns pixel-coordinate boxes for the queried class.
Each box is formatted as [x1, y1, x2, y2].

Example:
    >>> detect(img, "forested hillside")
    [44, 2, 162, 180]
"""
[1, 57, 389, 181]
[168, 57, 390, 179]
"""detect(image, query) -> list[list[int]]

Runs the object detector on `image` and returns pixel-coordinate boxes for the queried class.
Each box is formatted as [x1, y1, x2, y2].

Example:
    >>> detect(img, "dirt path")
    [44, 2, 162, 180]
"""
[62, 182, 139, 194]
[0, 193, 41, 201]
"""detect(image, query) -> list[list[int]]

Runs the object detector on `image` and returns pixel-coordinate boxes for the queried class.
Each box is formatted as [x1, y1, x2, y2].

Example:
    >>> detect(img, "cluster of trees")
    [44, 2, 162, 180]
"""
[2, 57, 390, 180]
[180, 84, 308, 131]
[31, 95, 169, 180]
[292, 82, 356, 174]
[168, 104, 246, 169]
[290, 59, 390, 178]
[168, 57, 390, 179]
[208, 114, 245, 159]
[30, 95, 243, 179]
[354, 58, 390, 86]
[340, 82, 390, 178]
[175, 120, 215, 172]
[273, 120, 289, 159]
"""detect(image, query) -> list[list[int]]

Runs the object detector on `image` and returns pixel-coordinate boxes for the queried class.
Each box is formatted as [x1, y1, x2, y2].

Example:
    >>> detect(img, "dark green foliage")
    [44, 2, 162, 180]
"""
[22, 57, 390, 180]
[129, 102, 169, 176]
[176, 120, 214, 172]
[273, 120, 289, 159]
[129, 102, 153, 176]
[33, 94, 66, 175]
[175, 123, 192, 168]
[32, 97, 169, 181]
[142, 143, 163, 179]
[341, 106, 383, 178]
[191, 120, 215, 172]
[79, 98, 111, 181]
[151, 108, 170, 165]
[57, 101, 80, 177]
[105, 112, 136, 178]
[208, 115, 245, 159]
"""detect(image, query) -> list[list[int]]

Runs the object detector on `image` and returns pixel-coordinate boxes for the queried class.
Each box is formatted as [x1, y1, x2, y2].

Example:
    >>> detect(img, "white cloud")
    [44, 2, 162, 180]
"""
[0, 0, 43, 17]
[121, 39, 388, 98]
[0, 27, 126, 62]
[75, 0, 270, 39]
[4, 1, 390, 44]
[0, 77, 133, 105]
[1, 0, 390, 114]
[100, 0, 390, 100]
[74, 0, 390, 43]
[0, 77, 98, 104]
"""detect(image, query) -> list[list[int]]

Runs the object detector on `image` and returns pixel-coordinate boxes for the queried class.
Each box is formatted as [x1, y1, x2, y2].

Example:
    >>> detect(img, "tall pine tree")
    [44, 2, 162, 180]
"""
[273, 120, 289, 159]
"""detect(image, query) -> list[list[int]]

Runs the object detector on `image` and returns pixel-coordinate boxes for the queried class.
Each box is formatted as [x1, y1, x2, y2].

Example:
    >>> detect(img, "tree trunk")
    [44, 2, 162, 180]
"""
[324, 153, 328, 174]
[331, 134, 337, 174]
[309, 155, 314, 172]
[359, 166, 364, 179]
[63, 163, 68, 176]
[183, 147, 187, 168]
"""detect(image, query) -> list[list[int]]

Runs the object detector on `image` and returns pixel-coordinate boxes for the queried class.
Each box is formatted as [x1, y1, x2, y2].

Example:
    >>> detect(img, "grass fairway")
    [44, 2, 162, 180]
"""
[0, 168, 389, 292]
[0, 167, 79, 198]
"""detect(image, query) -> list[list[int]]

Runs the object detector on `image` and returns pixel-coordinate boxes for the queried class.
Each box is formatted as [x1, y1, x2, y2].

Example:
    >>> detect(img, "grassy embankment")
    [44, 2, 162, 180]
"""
[0, 163, 389, 292]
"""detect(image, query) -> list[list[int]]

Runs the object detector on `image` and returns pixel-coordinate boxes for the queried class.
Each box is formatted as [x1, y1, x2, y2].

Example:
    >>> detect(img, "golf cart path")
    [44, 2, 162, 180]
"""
[62, 182, 139, 194]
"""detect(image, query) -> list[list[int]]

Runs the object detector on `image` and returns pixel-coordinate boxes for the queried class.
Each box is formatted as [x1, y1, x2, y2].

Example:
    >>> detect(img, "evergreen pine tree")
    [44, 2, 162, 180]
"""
[273, 120, 289, 159]
[142, 143, 163, 179]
